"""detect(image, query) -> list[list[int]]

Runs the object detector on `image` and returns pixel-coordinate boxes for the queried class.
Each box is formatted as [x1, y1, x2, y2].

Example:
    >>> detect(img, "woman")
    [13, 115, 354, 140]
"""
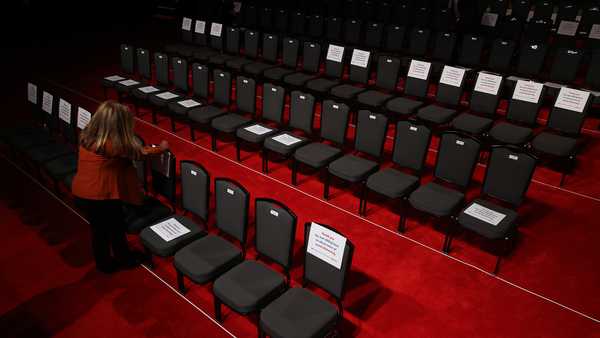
[72, 100, 169, 273]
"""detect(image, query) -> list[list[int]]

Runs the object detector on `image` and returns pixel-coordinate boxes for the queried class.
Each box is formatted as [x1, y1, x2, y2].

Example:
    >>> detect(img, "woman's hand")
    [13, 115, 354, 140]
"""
[159, 140, 169, 151]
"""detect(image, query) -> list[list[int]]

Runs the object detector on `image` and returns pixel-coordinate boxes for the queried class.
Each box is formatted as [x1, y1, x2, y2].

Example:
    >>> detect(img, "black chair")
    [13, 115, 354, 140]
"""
[148, 56, 189, 125]
[453, 146, 536, 274]
[283, 41, 322, 88]
[584, 49, 600, 91]
[364, 21, 384, 50]
[131, 52, 169, 110]
[329, 48, 372, 102]
[193, 22, 225, 62]
[263, 91, 316, 173]
[544, 47, 583, 97]
[263, 37, 301, 83]
[523, 18, 551, 44]
[207, 26, 244, 67]
[416, 65, 468, 128]
[406, 132, 481, 250]
[383, 24, 406, 54]
[489, 80, 545, 146]
[406, 27, 431, 60]
[173, 178, 250, 293]
[325, 16, 343, 42]
[530, 87, 591, 186]
[167, 63, 209, 129]
[514, 41, 548, 79]
[487, 38, 516, 74]
[259, 222, 354, 338]
[102, 44, 135, 97]
[243, 33, 280, 78]
[307, 14, 325, 40]
[188, 69, 231, 141]
[213, 198, 297, 324]
[304, 43, 346, 97]
[274, 8, 290, 33]
[292, 100, 350, 185]
[324, 110, 388, 214]
[385, 59, 432, 118]
[457, 34, 485, 69]
[343, 18, 362, 46]
[430, 32, 458, 74]
[363, 121, 432, 232]
[356, 56, 401, 111]
[225, 29, 261, 72]
[114, 47, 152, 98]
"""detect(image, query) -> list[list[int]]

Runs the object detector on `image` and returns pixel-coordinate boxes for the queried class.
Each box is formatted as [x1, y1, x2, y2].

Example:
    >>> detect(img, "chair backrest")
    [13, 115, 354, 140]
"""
[302, 42, 322, 73]
[512, 0, 531, 20]
[236, 76, 256, 115]
[354, 110, 388, 158]
[172, 57, 188, 92]
[180, 160, 210, 222]
[120, 44, 135, 74]
[214, 178, 250, 244]
[213, 69, 231, 106]
[281, 38, 300, 68]
[289, 91, 316, 134]
[549, 48, 583, 83]
[348, 48, 371, 84]
[192, 63, 209, 99]
[326, 16, 343, 41]
[404, 59, 432, 98]
[224, 26, 241, 54]
[500, 16, 523, 41]
[180, 17, 193, 43]
[244, 5, 258, 28]
[407, 27, 430, 56]
[324, 44, 346, 79]
[524, 18, 550, 43]
[303, 222, 354, 301]
[260, 7, 273, 30]
[392, 120, 432, 172]
[344, 18, 362, 45]
[136, 48, 151, 80]
[290, 11, 306, 36]
[262, 83, 285, 124]
[434, 132, 481, 189]
[413, 6, 431, 27]
[320, 100, 350, 145]
[193, 19, 208, 46]
[374, 56, 400, 91]
[431, 31, 457, 64]
[487, 38, 515, 73]
[436, 65, 467, 106]
[151, 150, 177, 204]
[255, 198, 297, 271]
[244, 30, 260, 58]
[209, 22, 224, 50]
[393, 1, 412, 24]
[533, 2, 553, 20]
[377, 1, 392, 23]
[483, 146, 536, 206]
[586, 49, 600, 89]
[506, 80, 544, 125]
[154, 52, 169, 86]
[274, 8, 289, 33]
[262, 33, 279, 63]
[385, 24, 405, 52]
[458, 34, 484, 67]
[547, 87, 591, 135]
[516, 42, 547, 77]
[470, 72, 503, 117]
[365, 22, 384, 49]
[308, 14, 325, 38]
[432, 7, 453, 31]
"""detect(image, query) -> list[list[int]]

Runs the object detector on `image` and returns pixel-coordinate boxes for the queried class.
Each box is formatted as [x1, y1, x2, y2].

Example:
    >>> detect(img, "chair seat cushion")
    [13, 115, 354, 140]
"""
[43, 153, 78, 180]
[209, 54, 236, 65]
[532, 132, 577, 157]
[294, 143, 342, 168]
[264, 67, 295, 81]
[192, 48, 219, 62]
[148, 92, 182, 108]
[188, 105, 226, 124]
[225, 57, 253, 71]
[212, 113, 252, 133]
[168, 99, 203, 116]
[124, 197, 173, 234]
[244, 62, 276, 75]
[409, 182, 465, 217]
[174, 235, 243, 284]
[458, 199, 518, 240]
[102, 75, 124, 88]
[489, 122, 533, 145]
[236, 124, 278, 143]
[328, 155, 379, 183]
[260, 288, 338, 338]
[115, 80, 144, 94]
[26, 143, 74, 164]
[132, 85, 166, 101]
[417, 105, 458, 124]
[330, 84, 366, 99]
[386, 97, 424, 115]
[451, 113, 494, 135]
[139, 215, 207, 257]
[284, 73, 318, 86]
[264, 132, 308, 155]
[306, 78, 340, 93]
[357, 90, 393, 107]
[366, 168, 420, 199]
[213, 260, 286, 314]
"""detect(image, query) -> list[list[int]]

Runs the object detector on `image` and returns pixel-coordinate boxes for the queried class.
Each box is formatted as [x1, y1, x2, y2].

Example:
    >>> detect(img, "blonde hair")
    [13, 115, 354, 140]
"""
[80, 100, 142, 159]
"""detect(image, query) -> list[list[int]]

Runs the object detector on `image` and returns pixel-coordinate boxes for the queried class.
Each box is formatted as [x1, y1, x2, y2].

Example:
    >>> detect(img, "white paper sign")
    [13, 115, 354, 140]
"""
[195, 20, 206, 34]
[589, 24, 600, 40]
[474, 73, 502, 95]
[439, 66, 466, 87]
[138, 86, 159, 94]
[326, 44, 344, 63]
[118, 79, 139, 87]
[150, 218, 191, 242]
[104, 75, 125, 82]
[177, 99, 201, 108]
[350, 49, 370, 68]
[557, 20, 579, 36]
[407, 60, 431, 80]
[156, 92, 179, 100]
[77, 107, 91, 130]
[481, 12, 499, 27]
[245, 124, 273, 135]
[210, 23, 223, 37]
[272, 133, 302, 146]
[182, 17, 192, 31]
[464, 203, 506, 226]
[554, 88, 590, 113]
[42, 91, 53, 114]
[27, 83, 37, 104]
[307, 222, 347, 270]
[513, 80, 544, 104]
[58, 99, 72, 123]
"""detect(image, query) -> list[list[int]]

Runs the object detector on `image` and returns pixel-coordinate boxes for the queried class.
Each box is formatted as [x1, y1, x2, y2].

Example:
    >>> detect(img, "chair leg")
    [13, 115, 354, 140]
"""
[263, 149, 269, 174]
[258, 325, 266, 338]
[236, 138, 242, 161]
[190, 126, 196, 141]
[214, 295, 223, 322]
[359, 185, 368, 216]
[144, 247, 154, 269]
[323, 171, 330, 200]
[560, 172, 567, 187]
[398, 201, 407, 233]
[291, 158, 298, 185]
[151, 109, 157, 124]
[211, 130, 218, 151]
[176, 270, 187, 294]
[170, 116, 176, 132]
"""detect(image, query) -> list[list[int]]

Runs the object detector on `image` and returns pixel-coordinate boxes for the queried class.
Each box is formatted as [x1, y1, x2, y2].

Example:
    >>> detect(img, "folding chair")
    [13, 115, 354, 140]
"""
[324, 110, 388, 214]
[416, 65, 468, 128]
[304, 43, 346, 98]
[207, 26, 244, 67]
[329, 48, 372, 102]
[173, 178, 250, 293]
[113, 47, 151, 99]
[283, 41, 322, 88]
[131, 52, 169, 111]
[356, 56, 401, 111]
[243, 33, 280, 78]
[258, 222, 354, 338]
[167, 63, 209, 129]
[263, 91, 316, 173]
[292, 100, 350, 185]
[453, 146, 536, 274]
[213, 198, 297, 323]
[385, 59, 432, 118]
[263, 38, 300, 83]
[193, 22, 225, 62]
[102, 44, 135, 98]
[148, 56, 189, 126]
[188, 69, 231, 141]
[164, 17, 196, 58]
[406, 132, 481, 250]
[224, 29, 260, 72]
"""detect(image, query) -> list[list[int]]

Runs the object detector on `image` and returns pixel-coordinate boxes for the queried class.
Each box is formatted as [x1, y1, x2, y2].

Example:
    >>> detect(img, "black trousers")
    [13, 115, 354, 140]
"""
[76, 198, 132, 270]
